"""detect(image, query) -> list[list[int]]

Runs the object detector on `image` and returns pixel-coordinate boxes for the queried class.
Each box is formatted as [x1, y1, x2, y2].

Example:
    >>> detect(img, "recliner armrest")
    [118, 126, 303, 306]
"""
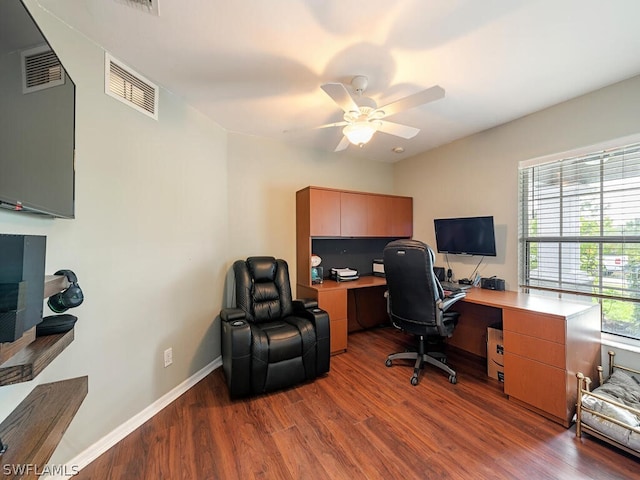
[221, 307, 246, 323]
[293, 298, 318, 310]
[292, 299, 330, 375]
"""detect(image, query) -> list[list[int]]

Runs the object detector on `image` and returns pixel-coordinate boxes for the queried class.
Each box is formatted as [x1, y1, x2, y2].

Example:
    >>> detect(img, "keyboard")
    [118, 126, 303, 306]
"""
[440, 281, 471, 293]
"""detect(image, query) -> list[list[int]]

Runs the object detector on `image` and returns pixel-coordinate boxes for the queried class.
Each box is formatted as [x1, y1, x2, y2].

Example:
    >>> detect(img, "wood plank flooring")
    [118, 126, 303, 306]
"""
[76, 327, 639, 479]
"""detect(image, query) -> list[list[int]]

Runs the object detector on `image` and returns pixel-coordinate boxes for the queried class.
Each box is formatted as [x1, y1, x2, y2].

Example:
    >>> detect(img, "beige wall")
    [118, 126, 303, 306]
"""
[394, 75, 640, 289]
[226, 133, 394, 298]
[0, 0, 229, 465]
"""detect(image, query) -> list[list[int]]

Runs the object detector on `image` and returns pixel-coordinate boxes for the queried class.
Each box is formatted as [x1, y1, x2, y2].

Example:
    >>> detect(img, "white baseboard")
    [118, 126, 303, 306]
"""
[44, 356, 222, 480]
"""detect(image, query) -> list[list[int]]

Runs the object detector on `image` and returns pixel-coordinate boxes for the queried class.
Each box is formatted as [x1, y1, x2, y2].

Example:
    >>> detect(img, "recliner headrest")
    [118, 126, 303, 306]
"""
[247, 257, 277, 282]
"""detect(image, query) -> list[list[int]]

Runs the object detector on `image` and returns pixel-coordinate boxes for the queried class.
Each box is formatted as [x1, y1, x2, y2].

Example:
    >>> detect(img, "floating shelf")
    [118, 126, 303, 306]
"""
[0, 274, 74, 387]
[0, 329, 75, 386]
[0, 274, 86, 479]
[0, 376, 88, 480]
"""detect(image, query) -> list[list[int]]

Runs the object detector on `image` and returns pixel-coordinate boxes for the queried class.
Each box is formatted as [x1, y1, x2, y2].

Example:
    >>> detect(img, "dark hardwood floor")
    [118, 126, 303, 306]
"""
[77, 327, 639, 479]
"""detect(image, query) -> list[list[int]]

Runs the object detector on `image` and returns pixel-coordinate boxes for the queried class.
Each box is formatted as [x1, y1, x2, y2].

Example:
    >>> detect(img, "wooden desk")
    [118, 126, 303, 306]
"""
[299, 278, 601, 427]
[298, 277, 387, 355]
[461, 288, 601, 427]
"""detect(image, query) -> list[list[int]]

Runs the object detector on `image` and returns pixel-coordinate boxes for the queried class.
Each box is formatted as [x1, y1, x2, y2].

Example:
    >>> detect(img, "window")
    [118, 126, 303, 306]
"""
[519, 139, 640, 340]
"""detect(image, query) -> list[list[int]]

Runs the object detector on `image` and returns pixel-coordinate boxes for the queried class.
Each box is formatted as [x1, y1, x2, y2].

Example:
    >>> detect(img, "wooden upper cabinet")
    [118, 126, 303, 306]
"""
[297, 186, 412, 239]
[391, 196, 413, 237]
[308, 188, 341, 236]
[340, 192, 368, 236]
[367, 195, 393, 236]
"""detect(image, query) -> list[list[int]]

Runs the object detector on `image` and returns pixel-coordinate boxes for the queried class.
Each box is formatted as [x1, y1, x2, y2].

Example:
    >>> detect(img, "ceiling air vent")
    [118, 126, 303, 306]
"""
[105, 53, 158, 120]
[21, 45, 65, 94]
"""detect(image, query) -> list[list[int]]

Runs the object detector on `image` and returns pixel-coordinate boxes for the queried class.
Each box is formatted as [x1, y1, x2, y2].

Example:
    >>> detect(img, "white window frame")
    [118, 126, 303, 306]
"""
[518, 133, 640, 341]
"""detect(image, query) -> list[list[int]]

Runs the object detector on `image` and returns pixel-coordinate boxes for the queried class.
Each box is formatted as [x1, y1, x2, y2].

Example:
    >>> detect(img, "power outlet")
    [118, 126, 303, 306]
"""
[163, 347, 173, 367]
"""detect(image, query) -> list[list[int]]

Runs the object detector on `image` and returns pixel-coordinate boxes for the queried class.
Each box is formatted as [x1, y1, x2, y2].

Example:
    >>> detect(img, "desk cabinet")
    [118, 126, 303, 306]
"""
[462, 288, 601, 428]
[298, 277, 387, 354]
[298, 284, 347, 354]
[502, 305, 601, 427]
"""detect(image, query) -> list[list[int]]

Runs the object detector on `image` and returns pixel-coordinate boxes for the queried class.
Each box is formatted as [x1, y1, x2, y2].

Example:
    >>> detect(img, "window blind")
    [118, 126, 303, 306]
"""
[519, 141, 640, 338]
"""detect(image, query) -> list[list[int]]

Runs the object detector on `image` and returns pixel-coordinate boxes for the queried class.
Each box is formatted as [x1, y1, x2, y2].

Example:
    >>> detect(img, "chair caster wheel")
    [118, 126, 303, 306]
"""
[385, 359, 392, 367]
[411, 376, 419, 386]
[449, 375, 457, 384]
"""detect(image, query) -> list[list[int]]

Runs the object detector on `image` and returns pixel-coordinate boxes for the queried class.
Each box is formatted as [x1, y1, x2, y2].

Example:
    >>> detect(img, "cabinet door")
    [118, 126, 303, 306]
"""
[309, 188, 341, 236]
[391, 196, 413, 237]
[504, 353, 567, 420]
[340, 192, 368, 236]
[366, 195, 392, 236]
[318, 289, 348, 354]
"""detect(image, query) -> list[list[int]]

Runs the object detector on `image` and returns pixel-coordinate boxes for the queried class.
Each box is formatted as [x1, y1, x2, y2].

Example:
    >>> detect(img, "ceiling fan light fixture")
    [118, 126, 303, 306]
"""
[343, 122, 378, 146]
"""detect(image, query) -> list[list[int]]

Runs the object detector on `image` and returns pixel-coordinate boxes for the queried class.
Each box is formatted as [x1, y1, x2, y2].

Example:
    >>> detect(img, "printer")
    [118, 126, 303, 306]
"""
[373, 259, 384, 277]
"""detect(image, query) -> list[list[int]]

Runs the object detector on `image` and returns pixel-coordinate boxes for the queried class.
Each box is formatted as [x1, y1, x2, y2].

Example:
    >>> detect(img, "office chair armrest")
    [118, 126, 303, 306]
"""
[220, 307, 247, 323]
[440, 292, 466, 312]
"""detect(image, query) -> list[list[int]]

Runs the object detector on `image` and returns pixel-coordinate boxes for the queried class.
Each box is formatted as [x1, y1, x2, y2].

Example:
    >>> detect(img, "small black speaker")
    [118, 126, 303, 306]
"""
[0, 234, 46, 342]
[481, 277, 505, 291]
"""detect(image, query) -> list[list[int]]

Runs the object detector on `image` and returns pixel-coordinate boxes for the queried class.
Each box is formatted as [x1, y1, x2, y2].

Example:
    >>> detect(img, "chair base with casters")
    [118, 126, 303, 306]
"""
[385, 324, 458, 386]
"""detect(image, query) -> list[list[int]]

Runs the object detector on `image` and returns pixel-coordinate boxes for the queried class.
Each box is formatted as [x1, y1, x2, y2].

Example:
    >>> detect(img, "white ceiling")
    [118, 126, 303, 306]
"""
[28, 0, 640, 162]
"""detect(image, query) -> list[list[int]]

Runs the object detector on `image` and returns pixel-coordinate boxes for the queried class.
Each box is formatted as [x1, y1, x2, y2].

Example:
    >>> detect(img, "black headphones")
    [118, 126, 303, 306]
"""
[48, 269, 84, 313]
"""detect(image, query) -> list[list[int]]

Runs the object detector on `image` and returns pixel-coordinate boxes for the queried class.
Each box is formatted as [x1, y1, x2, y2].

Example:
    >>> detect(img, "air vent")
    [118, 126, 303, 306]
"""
[21, 45, 65, 94]
[105, 53, 158, 120]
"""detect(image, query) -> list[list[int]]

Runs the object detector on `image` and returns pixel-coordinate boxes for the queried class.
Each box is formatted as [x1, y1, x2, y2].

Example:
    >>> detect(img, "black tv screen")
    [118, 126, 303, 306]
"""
[0, 0, 75, 218]
[434, 216, 497, 256]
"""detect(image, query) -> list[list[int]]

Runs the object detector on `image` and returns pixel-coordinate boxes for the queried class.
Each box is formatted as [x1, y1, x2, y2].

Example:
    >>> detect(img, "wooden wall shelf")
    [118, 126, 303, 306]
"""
[0, 376, 88, 480]
[0, 274, 73, 387]
[0, 274, 85, 479]
[0, 329, 75, 386]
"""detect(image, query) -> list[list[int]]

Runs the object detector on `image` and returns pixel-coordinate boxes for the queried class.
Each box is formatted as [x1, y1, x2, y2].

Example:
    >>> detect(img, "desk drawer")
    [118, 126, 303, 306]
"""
[317, 290, 347, 354]
[504, 352, 566, 420]
[504, 330, 565, 368]
[503, 309, 565, 344]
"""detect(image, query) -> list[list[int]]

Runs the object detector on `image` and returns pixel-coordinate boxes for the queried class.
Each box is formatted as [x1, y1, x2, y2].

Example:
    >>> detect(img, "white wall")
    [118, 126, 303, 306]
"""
[394, 75, 640, 289]
[0, 0, 229, 465]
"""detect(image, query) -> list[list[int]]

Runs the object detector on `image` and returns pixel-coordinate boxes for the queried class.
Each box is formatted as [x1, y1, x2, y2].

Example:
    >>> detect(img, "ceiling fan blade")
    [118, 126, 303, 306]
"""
[334, 136, 350, 152]
[283, 121, 348, 134]
[313, 121, 349, 130]
[321, 83, 360, 114]
[377, 120, 420, 139]
[376, 85, 445, 118]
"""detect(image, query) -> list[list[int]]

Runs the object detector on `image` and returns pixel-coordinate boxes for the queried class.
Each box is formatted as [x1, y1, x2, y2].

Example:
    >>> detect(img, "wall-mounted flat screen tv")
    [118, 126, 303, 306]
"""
[434, 216, 497, 256]
[0, 0, 75, 218]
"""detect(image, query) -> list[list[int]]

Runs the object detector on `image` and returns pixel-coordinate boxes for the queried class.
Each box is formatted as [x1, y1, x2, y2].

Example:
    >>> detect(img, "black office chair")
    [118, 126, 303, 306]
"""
[383, 239, 465, 386]
[220, 256, 331, 398]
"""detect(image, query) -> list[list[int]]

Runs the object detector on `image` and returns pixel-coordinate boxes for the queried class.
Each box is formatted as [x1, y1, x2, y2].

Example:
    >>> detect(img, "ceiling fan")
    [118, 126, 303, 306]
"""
[316, 75, 445, 151]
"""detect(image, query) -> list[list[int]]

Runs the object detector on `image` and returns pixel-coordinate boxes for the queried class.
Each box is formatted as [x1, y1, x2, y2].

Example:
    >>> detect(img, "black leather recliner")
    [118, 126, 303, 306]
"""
[383, 239, 465, 386]
[220, 256, 331, 398]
